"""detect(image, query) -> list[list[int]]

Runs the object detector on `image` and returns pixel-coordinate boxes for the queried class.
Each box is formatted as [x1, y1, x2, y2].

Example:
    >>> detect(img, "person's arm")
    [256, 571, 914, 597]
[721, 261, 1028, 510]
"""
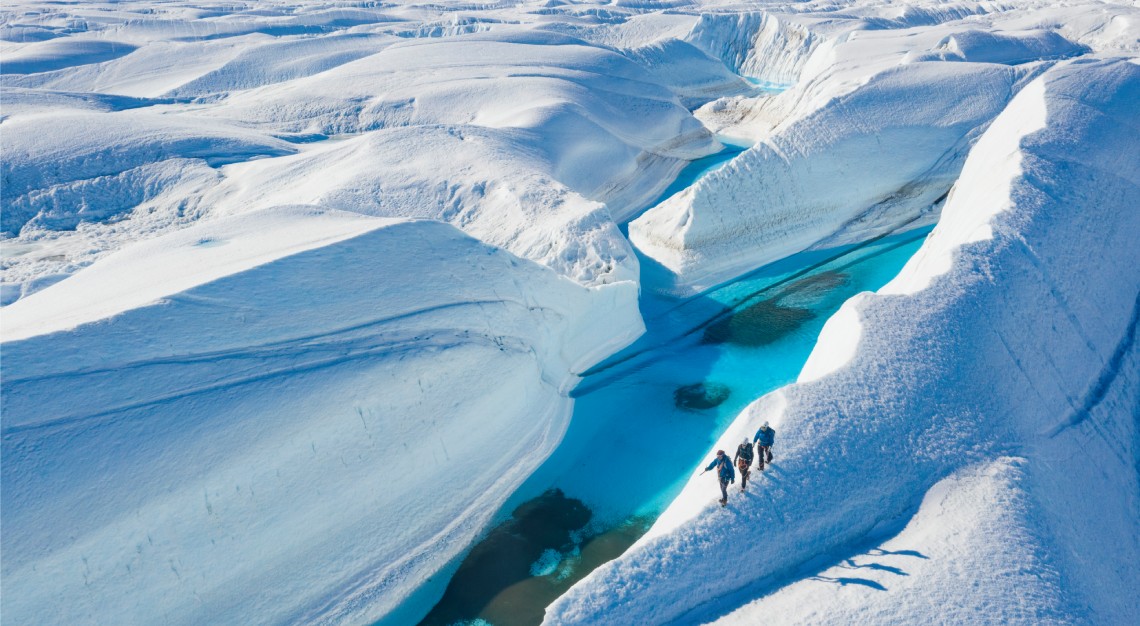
[705, 459, 718, 472]
[733, 448, 740, 464]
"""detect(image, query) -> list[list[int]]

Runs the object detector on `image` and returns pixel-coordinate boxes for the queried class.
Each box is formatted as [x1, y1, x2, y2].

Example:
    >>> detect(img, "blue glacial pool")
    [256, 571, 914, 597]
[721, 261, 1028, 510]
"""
[418, 223, 933, 626]
[417, 139, 934, 625]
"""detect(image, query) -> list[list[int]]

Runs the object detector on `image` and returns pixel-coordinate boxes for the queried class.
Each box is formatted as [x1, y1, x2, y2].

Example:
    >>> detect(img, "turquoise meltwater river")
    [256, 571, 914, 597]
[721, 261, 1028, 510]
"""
[419, 145, 934, 626]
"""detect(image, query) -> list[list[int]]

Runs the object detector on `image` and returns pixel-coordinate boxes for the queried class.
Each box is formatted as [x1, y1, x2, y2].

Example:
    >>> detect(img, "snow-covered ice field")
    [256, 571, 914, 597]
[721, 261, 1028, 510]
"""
[2, 0, 1138, 624]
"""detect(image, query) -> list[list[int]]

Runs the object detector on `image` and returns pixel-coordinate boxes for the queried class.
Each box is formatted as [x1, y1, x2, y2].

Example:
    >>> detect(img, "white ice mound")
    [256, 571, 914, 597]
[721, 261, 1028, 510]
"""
[631, 60, 1035, 294]
[916, 29, 1088, 64]
[203, 29, 718, 208]
[547, 56, 1140, 625]
[1, 38, 138, 74]
[1, 112, 294, 235]
[1, 209, 642, 626]
[2, 23, 724, 300]
[198, 124, 642, 288]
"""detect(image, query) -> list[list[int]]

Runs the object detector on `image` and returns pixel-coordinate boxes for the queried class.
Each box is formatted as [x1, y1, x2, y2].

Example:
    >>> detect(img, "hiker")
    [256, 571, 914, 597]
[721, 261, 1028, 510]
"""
[704, 449, 736, 506]
[754, 421, 776, 471]
[733, 437, 753, 491]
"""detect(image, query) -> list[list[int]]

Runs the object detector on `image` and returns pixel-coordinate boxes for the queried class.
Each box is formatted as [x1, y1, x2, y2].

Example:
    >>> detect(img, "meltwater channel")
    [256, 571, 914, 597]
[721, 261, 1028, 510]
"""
[419, 146, 935, 626]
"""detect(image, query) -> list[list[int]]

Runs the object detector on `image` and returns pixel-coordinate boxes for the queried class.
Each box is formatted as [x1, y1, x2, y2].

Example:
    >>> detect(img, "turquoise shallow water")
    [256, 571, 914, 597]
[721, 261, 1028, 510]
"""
[420, 226, 933, 626]
[418, 140, 934, 625]
[536, 225, 933, 520]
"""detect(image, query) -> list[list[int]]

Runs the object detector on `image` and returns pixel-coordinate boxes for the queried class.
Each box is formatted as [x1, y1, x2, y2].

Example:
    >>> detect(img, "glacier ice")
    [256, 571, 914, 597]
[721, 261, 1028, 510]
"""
[548, 55, 1140, 626]
[2, 1, 1138, 625]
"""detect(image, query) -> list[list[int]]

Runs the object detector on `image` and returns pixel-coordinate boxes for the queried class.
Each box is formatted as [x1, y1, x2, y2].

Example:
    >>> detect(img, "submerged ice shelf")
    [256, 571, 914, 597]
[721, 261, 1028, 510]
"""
[419, 224, 933, 626]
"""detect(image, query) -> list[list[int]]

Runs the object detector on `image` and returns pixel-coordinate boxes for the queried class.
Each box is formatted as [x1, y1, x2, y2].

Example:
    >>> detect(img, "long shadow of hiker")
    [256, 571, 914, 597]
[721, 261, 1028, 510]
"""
[810, 575, 888, 591]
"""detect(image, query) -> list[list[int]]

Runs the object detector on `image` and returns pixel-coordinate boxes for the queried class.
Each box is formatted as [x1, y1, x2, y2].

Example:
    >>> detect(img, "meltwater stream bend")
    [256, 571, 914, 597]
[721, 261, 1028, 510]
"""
[421, 227, 934, 626]
[419, 152, 934, 626]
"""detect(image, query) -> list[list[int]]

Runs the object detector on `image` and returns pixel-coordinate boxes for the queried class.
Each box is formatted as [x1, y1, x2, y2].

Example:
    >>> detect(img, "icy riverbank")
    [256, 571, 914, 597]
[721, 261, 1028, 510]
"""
[2, 210, 642, 626]
[630, 1, 1136, 295]
[419, 223, 932, 626]
[2, 2, 749, 622]
[547, 56, 1140, 626]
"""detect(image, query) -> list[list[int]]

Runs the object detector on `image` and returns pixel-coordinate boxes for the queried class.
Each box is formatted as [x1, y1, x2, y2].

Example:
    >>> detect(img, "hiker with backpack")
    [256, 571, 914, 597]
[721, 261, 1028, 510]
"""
[703, 449, 736, 506]
[754, 421, 775, 471]
[733, 437, 753, 491]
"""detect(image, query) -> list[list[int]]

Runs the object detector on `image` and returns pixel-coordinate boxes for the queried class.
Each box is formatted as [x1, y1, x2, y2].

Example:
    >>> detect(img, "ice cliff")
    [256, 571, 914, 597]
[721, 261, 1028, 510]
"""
[2, 209, 642, 625]
[548, 56, 1140, 625]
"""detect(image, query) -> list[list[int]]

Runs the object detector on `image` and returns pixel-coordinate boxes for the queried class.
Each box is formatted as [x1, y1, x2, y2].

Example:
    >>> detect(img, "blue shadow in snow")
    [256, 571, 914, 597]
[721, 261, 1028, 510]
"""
[811, 575, 888, 591]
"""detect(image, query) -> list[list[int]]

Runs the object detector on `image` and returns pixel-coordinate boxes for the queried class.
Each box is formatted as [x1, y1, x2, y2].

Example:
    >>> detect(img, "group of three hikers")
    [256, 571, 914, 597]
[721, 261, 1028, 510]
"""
[703, 421, 776, 506]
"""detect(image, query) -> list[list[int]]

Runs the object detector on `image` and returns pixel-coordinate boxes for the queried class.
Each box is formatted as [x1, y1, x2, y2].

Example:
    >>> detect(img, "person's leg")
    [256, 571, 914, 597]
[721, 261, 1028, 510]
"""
[741, 467, 749, 491]
[756, 445, 766, 471]
[719, 479, 728, 504]
[767, 446, 773, 463]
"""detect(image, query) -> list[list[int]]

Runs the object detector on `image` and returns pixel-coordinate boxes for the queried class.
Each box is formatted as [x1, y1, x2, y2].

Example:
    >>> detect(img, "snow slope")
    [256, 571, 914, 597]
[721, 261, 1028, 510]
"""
[547, 56, 1140, 625]
[2, 208, 642, 626]
[2, 3, 742, 623]
[712, 458, 1073, 624]
[2, 2, 738, 302]
[630, 1, 1135, 294]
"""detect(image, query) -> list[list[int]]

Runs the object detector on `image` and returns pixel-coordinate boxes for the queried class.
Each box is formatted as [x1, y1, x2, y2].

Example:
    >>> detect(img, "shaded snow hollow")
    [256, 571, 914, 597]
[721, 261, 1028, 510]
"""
[2, 212, 642, 625]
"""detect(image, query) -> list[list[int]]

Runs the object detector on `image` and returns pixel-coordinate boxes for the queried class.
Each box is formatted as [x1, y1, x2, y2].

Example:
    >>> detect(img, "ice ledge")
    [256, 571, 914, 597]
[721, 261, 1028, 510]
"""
[546, 56, 1140, 626]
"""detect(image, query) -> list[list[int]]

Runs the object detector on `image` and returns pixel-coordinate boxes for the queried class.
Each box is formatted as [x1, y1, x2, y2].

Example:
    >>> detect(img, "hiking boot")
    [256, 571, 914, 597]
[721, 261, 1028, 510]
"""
[719, 498, 727, 506]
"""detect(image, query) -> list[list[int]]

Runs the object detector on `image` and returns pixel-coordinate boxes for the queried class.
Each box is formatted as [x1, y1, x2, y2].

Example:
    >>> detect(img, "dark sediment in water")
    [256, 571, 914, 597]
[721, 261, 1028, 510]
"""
[704, 299, 814, 346]
[775, 270, 849, 307]
[420, 489, 589, 626]
[420, 490, 651, 626]
[674, 382, 731, 410]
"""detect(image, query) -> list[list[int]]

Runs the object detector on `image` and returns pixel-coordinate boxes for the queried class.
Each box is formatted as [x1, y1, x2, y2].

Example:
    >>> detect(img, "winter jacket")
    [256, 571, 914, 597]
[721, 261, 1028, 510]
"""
[734, 443, 754, 465]
[754, 426, 775, 447]
[706, 455, 735, 481]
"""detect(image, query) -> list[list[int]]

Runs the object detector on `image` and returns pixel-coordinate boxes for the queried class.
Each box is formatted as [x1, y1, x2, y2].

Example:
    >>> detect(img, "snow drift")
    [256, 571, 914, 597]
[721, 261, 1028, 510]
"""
[547, 56, 1140, 625]
[2, 208, 642, 626]
[636, 1, 1134, 295]
[2, 20, 728, 301]
[632, 59, 1039, 293]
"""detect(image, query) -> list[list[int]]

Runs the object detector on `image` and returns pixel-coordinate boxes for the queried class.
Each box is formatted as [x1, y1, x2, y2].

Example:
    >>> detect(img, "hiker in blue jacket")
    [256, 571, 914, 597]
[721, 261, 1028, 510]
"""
[754, 421, 776, 471]
[704, 449, 736, 506]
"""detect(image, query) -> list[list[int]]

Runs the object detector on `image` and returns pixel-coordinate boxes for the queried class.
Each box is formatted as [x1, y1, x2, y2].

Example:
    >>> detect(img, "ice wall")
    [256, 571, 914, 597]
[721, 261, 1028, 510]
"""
[686, 11, 818, 86]
[632, 57, 1039, 294]
[640, 2, 1132, 297]
[1, 210, 643, 626]
[547, 56, 1140, 625]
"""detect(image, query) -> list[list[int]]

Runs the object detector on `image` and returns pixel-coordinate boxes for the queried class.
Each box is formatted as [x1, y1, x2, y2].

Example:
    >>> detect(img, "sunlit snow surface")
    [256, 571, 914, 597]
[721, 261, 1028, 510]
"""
[549, 56, 1140, 626]
[2, 0, 1139, 625]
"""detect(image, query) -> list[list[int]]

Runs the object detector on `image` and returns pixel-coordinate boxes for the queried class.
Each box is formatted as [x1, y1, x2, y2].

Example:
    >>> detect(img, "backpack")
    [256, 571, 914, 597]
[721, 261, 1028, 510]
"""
[736, 456, 750, 473]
